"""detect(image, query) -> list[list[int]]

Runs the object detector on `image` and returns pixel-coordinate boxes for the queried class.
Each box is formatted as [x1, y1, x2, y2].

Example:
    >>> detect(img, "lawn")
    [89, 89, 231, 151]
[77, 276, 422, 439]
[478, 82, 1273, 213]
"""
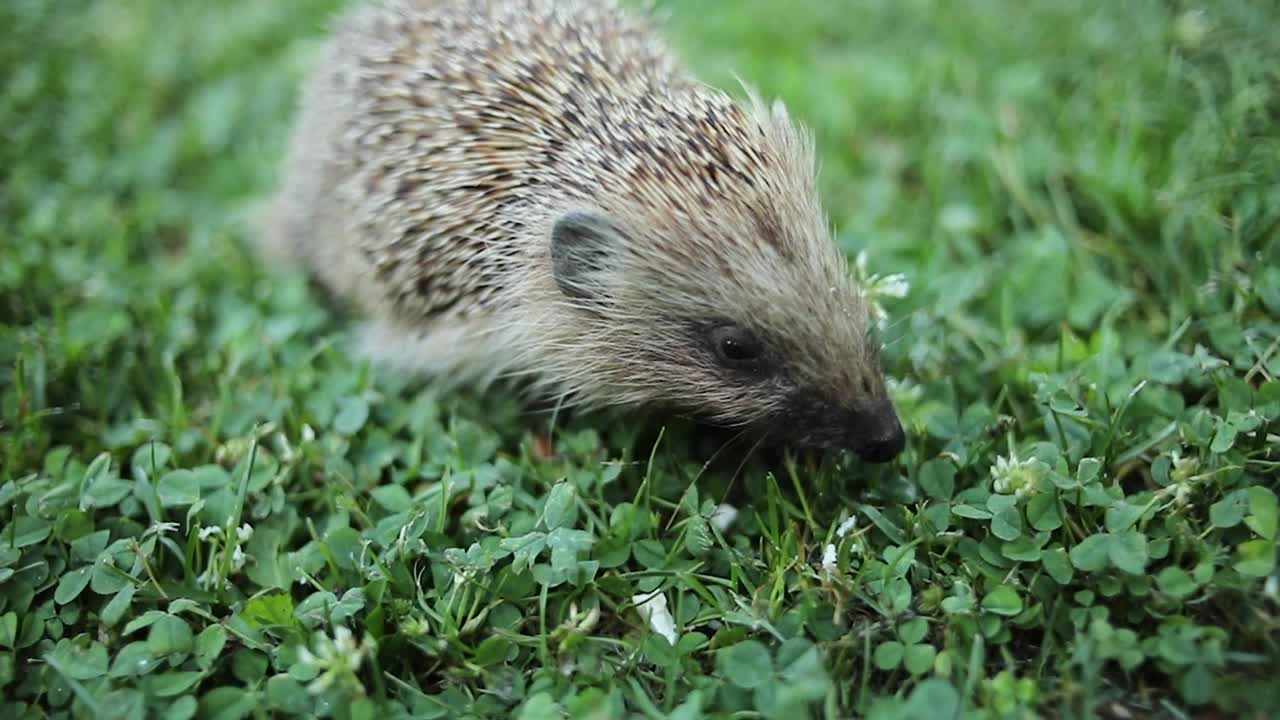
[2, 0, 1279, 717]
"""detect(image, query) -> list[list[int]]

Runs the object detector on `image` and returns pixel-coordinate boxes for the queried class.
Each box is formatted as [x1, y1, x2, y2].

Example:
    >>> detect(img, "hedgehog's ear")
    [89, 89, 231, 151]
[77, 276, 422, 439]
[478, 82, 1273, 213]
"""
[550, 210, 625, 301]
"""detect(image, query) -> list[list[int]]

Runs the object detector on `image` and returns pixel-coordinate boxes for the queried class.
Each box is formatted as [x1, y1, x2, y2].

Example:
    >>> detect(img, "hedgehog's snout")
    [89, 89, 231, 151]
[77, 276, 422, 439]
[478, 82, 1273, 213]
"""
[775, 389, 906, 462]
[845, 401, 906, 463]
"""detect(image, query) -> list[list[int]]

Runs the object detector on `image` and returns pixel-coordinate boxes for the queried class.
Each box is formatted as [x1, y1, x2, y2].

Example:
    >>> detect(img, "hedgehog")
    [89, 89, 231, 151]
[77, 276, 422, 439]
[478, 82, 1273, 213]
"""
[256, 0, 907, 462]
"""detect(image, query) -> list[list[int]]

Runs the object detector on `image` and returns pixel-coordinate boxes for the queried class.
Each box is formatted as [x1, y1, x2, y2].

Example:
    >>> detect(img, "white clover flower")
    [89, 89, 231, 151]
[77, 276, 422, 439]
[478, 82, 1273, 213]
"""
[1161, 450, 1202, 506]
[871, 273, 911, 299]
[196, 564, 223, 591]
[855, 250, 870, 278]
[1170, 450, 1200, 485]
[632, 592, 678, 645]
[990, 454, 1044, 497]
[820, 513, 863, 578]
[835, 514, 858, 538]
[298, 625, 376, 695]
[566, 603, 600, 635]
[146, 522, 181, 537]
[710, 504, 739, 532]
[1173, 483, 1192, 506]
[821, 544, 838, 576]
[401, 616, 431, 637]
[852, 251, 911, 329]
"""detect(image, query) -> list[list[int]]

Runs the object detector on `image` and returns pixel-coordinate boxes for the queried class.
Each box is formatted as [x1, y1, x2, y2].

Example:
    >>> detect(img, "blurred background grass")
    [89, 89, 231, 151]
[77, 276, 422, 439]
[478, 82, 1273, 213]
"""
[5, 0, 1276, 409]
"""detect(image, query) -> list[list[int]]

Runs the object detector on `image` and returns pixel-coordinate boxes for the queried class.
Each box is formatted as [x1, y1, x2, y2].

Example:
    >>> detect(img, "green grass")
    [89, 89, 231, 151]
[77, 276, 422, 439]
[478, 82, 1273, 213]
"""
[2, 0, 1279, 717]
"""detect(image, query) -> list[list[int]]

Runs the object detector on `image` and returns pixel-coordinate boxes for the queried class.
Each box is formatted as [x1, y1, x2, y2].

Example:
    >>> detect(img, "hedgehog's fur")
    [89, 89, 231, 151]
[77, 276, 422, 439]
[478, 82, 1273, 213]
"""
[258, 0, 906, 459]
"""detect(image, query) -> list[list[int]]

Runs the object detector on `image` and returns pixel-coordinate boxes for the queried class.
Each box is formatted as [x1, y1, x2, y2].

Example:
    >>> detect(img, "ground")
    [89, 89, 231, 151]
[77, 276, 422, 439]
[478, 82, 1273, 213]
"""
[2, 0, 1279, 718]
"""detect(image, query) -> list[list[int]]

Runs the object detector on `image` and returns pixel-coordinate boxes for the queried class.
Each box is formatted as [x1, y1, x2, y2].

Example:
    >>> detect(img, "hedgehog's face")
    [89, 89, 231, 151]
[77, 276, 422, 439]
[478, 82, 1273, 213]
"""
[697, 319, 906, 463]
[549, 210, 906, 463]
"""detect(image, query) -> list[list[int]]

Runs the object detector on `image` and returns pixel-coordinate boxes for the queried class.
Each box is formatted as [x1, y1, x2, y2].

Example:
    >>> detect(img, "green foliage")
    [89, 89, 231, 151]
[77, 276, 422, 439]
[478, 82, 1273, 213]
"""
[2, 0, 1279, 718]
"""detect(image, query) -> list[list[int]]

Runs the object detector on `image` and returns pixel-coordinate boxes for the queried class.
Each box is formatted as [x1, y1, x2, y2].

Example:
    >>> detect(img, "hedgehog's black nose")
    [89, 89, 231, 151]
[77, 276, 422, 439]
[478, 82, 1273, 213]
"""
[848, 406, 906, 463]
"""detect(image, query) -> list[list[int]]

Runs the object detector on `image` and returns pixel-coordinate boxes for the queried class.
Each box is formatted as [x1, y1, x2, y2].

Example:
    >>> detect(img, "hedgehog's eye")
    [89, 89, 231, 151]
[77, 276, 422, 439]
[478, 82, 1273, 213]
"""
[709, 324, 766, 370]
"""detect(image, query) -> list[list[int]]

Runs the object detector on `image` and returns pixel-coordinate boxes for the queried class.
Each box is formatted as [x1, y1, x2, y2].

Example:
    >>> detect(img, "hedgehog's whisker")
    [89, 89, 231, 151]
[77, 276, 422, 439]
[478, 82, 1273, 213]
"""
[721, 429, 768, 508]
[663, 423, 753, 532]
[878, 314, 912, 349]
